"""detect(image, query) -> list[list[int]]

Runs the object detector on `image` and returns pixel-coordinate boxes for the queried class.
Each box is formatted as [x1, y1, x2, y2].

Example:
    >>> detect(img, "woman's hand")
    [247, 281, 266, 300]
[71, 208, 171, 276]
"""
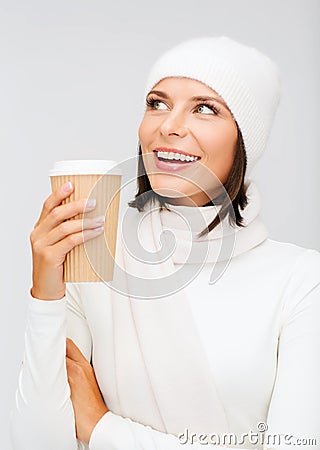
[30, 181, 105, 300]
[66, 337, 109, 445]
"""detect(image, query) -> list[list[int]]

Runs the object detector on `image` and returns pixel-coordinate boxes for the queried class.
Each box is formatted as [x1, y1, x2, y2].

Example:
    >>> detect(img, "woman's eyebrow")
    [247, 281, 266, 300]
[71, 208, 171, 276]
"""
[146, 90, 227, 108]
[147, 90, 170, 99]
[190, 95, 228, 108]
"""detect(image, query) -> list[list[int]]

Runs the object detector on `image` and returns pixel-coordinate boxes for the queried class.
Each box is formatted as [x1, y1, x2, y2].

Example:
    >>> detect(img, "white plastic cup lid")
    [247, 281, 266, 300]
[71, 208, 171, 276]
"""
[49, 160, 122, 176]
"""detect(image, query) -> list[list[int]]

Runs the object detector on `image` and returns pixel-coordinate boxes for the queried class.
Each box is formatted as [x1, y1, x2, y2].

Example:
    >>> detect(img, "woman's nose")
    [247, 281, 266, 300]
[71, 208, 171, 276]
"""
[159, 111, 188, 138]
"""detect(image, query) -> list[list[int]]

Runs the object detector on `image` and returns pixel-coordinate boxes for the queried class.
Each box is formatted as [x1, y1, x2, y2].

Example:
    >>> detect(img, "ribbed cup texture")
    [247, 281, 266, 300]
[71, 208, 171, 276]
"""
[50, 174, 121, 282]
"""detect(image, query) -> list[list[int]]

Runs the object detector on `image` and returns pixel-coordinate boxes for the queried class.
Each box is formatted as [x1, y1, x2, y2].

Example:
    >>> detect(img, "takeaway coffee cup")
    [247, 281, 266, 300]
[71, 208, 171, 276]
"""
[49, 160, 122, 282]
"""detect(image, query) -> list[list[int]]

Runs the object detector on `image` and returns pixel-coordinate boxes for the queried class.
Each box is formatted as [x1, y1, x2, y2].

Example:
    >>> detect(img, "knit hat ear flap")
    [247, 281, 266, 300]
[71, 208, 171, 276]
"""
[143, 36, 282, 178]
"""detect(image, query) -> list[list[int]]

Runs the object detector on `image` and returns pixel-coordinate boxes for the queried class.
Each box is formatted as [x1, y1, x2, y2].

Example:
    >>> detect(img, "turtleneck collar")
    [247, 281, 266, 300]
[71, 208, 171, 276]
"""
[158, 178, 268, 264]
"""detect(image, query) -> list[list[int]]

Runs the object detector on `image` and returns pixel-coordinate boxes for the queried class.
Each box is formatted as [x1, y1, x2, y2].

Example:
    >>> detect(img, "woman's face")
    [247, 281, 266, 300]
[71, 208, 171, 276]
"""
[138, 77, 238, 206]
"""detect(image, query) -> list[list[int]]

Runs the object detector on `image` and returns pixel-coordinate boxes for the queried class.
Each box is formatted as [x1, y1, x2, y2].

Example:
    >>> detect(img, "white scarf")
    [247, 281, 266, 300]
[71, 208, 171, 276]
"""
[105, 178, 268, 438]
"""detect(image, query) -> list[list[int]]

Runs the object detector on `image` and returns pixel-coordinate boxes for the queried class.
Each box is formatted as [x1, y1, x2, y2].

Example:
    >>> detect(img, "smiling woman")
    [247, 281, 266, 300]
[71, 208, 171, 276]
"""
[129, 77, 247, 237]
[140, 77, 238, 197]
[10, 35, 320, 450]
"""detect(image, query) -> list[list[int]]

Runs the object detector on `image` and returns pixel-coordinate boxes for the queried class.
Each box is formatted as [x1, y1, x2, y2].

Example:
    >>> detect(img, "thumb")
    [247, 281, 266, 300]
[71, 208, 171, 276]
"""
[66, 337, 88, 363]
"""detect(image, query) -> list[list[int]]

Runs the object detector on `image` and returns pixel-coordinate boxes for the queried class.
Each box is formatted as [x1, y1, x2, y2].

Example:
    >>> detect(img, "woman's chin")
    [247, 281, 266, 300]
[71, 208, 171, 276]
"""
[151, 185, 197, 199]
[153, 189, 182, 198]
[149, 176, 199, 198]
[151, 187, 207, 207]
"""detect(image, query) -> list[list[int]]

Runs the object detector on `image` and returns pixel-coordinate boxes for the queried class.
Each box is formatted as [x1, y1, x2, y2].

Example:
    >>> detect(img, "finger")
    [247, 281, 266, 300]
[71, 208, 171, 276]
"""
[66, 338, 88, 363]
[43, 216, 105, 246]
[65, 355, 77, 368]
[65, 356, 75, 383]
[37, 197, 97, 235]
[35, 181, 74, 227]
[48, 226, 104, 262]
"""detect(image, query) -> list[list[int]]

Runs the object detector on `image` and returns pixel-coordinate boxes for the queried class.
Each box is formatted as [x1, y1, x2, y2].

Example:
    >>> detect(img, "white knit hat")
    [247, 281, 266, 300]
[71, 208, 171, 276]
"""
[144, 36, 282, 177]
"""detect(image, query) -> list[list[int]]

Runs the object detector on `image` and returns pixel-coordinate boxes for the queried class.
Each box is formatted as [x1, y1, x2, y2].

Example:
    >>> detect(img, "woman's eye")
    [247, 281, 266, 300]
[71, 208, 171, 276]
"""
[196, 104, 215, 114]
[153, 100, 167, 110]
[146, 97, 168, 110]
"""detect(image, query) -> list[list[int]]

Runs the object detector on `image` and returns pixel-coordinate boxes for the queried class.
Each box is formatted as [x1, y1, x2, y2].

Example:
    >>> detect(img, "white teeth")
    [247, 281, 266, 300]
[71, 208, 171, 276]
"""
[157, 151, 198, 162]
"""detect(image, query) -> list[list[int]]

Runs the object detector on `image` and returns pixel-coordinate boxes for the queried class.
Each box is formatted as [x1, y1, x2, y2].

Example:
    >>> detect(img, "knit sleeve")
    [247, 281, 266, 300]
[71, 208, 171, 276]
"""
[89, 411, 256, 450]
[263, 249, 320, 450]
[9, 283, 92, 450]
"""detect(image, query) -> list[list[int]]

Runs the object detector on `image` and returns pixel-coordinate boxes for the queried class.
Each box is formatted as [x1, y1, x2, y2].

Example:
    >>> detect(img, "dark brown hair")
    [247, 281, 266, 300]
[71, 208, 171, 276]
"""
[128, 125, 248, 239]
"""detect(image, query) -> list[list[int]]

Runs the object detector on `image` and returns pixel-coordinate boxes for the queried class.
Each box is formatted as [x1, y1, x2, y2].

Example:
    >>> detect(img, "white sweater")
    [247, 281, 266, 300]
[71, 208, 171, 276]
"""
[9, 193, 320, 450]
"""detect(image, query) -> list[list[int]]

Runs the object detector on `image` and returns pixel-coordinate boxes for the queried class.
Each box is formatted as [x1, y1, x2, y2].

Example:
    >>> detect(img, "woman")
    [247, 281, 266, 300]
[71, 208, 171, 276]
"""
[10, 36, 320, 450]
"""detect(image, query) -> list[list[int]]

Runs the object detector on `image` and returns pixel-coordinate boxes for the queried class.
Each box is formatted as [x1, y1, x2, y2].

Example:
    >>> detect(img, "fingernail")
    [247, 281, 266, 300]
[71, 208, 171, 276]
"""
[93, 225, 104, 232]
[93, 215, 105, 223]
[62, 181, 73, 193]
[85, 198, 96, 210]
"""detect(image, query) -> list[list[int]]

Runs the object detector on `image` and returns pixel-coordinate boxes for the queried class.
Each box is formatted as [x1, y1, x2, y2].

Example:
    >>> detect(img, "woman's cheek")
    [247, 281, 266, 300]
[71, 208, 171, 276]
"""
[138, 118, 155, 145]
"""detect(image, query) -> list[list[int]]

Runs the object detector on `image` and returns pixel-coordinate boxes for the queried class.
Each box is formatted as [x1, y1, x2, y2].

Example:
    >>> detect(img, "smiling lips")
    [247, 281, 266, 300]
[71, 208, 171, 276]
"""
[154, 147, 201, 160]
[152, 148, 201, 172]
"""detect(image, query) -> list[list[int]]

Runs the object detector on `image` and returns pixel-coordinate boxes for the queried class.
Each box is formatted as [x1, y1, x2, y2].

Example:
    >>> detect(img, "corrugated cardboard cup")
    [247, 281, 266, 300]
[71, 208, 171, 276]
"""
[49, 160, 122, 282]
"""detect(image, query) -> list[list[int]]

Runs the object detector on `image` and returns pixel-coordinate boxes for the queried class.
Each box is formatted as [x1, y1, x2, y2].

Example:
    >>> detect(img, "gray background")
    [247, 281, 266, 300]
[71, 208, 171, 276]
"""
[1, 0, 319, 447]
